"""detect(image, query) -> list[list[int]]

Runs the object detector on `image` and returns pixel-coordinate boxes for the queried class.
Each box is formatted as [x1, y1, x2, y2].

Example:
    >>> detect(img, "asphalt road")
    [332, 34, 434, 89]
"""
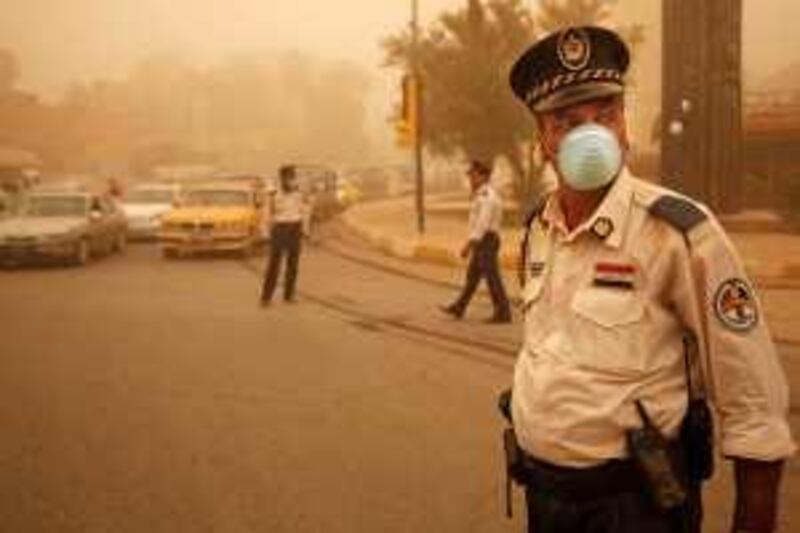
[0, 243, 523, 533]
[1, 239, 799, 532]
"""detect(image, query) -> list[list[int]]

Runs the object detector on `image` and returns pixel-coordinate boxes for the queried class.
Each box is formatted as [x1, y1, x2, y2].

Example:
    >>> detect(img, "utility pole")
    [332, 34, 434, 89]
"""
[410, 0, 426, 234]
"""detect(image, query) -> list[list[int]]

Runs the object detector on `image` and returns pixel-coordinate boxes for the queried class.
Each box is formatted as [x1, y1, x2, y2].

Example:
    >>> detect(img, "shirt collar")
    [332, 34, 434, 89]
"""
[541, 167, 634, 248]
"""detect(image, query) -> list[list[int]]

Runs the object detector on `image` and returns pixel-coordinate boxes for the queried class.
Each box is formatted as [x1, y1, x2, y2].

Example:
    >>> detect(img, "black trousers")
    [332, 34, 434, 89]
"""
[523, 461, 702, 533]
[261, 222, 302, 302]
[452, 232, 510, 318]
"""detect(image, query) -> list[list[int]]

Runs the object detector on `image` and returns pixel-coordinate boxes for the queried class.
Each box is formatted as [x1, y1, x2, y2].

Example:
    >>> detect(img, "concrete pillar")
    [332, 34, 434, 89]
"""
[661, 0, 742, 213]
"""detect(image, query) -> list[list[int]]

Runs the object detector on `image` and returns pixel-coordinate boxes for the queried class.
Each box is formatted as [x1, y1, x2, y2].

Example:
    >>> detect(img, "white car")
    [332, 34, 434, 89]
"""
[121, 184, 181, 240]
[0, 191, 127, 266]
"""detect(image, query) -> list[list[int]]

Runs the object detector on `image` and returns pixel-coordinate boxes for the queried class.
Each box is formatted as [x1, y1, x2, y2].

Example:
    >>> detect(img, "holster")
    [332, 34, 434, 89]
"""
[680, 398, 714, 484]
[498, 388, 524, 518]
[503, 427, 528, 485]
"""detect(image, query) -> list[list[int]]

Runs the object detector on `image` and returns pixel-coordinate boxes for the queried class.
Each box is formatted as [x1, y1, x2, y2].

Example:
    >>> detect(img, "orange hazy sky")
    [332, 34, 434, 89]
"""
[0, 1, 797, 97]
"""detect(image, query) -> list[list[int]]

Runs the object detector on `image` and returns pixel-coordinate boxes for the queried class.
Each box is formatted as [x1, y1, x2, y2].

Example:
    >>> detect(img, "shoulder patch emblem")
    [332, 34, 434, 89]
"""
[714, 278, 759, 332]
[649, 195, 707, 233]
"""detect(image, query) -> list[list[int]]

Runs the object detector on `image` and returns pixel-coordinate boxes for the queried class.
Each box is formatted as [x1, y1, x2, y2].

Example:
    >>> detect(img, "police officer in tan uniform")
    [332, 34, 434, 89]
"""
[441, 160, 512, 323]
[503, 26, 795, 533]
[260, 165, 309, 306]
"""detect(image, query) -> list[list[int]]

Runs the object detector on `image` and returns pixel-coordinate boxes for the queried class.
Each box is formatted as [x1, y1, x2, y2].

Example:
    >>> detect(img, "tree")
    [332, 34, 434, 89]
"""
[536, 0, 645, 64]
[536, 0, 614, 31]
[383, 0, 538, 203]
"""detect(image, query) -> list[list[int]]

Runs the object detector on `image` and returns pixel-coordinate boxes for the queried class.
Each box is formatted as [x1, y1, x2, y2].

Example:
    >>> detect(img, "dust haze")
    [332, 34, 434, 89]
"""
[0, 1, 798, 176]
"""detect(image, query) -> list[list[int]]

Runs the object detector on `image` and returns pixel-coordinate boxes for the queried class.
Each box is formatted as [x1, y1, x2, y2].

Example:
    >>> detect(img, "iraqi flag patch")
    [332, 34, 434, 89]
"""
[593, 262, 636, 289]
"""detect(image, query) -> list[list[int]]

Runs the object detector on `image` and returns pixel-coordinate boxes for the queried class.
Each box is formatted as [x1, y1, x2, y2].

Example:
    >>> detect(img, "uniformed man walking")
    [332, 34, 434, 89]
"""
[441, 160, 512, 323]
[260, 165, 308, 306]
[502, 26, 795, 533]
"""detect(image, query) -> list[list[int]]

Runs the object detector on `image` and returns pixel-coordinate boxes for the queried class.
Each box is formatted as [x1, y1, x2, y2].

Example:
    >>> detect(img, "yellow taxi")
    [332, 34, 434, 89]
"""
[158, 182, 264, 258]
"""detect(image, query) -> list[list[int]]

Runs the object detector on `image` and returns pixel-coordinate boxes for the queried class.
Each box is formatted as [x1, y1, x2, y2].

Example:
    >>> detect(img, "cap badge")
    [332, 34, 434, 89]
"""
[557, 28, 591, 71]
[714, 278, 759, 332]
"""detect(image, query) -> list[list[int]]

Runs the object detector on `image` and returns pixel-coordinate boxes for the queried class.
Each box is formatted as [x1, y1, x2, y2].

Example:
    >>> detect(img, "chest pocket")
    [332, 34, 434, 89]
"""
[567, 286, 647, 374]
[571, 287, 644, 327]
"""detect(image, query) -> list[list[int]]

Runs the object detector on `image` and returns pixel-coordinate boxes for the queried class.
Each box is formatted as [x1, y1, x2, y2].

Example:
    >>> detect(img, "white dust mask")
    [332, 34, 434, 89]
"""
[556, 123, 622, 191]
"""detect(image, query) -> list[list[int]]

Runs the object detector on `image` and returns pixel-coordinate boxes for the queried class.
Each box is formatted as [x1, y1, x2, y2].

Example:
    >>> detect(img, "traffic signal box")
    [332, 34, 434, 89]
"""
[395, 74, 420, 147]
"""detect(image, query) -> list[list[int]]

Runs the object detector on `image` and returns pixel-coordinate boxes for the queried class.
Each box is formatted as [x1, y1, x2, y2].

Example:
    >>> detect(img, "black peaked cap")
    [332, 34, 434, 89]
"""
[510, 26, 630, 113]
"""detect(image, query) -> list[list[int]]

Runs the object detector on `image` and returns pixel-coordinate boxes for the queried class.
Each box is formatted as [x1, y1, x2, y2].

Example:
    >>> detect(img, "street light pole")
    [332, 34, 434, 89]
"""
[411, 0, 426, 234]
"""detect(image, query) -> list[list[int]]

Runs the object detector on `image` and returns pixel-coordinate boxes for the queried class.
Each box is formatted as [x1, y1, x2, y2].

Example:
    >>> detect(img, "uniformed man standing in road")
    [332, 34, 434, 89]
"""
[260, 165, 308, 306]
[502, 26, 795, 533]
[441, 160, 512, 323]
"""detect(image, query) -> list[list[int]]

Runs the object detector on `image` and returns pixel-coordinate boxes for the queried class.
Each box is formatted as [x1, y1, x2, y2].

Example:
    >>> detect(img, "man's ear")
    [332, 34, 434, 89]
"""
[620, 122, 631, 152]
[536, 118, 557, 163]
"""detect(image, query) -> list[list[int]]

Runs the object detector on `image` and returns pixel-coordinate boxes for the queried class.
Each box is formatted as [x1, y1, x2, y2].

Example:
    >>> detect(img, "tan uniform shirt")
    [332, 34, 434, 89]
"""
[512, 168, 795, 467]
[468, 183, 503, 242]
[269, 189, 308, 224]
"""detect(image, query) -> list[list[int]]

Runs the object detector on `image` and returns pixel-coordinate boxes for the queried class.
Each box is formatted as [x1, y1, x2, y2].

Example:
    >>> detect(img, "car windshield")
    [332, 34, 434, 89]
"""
[25, 196, 88, 217]
[183, 189, 250, 207]
[126, 189, 176, 204]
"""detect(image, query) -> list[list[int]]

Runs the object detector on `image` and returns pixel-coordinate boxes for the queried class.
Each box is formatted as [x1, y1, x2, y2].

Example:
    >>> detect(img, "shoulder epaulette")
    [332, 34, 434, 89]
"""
[649, 195, 707, 234]
[518, 193, 550, 287]
[522, 194, 548, 229]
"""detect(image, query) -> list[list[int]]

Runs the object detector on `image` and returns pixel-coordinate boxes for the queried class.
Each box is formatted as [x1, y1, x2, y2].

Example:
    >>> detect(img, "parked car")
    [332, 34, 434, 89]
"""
[158, 182, 264, 258]
[0, 191, 127, 266]
[121, 183, 181, 240]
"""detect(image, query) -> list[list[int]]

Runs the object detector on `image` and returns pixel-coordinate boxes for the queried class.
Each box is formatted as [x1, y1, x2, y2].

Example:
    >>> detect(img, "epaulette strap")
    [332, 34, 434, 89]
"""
[518, 195, 548, 288]
[649, 195, 707, 234]
[522, 200, 543, 230]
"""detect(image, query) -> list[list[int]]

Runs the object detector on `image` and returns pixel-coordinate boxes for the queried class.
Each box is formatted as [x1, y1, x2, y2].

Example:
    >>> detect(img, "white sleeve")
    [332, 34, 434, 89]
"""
[679, 216, 796, 461]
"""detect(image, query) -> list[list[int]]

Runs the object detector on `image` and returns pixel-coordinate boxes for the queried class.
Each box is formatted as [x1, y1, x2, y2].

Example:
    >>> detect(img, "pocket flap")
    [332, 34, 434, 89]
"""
[571, 287, 645, 328]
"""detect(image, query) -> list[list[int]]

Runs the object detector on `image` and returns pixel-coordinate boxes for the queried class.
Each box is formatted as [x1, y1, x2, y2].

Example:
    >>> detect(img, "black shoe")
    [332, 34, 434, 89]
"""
[284, 297, 296, 304]
[439, 304, 463, 319]
[484, 314, 511, 324]
[259, 298, 271, 308]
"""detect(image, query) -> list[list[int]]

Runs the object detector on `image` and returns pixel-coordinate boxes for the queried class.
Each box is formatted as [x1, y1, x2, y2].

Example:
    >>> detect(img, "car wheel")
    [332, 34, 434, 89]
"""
[71, 239, 90, 267]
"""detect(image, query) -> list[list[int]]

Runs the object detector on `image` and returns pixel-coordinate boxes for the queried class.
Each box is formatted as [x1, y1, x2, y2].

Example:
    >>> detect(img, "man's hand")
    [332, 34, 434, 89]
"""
[460, 241, 474, 259]
[732, 458, 784, 533]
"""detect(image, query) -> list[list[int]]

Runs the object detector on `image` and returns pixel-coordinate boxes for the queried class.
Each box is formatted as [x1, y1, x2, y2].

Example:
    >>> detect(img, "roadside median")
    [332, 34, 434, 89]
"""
[341, 195, 800, 286]
[340, 195, 520, 271]
[339, 195, 800, 347]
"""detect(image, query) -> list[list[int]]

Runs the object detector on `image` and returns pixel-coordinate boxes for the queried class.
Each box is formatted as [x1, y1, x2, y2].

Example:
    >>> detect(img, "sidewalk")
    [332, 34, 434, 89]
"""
[341, 195, 800, 283]
[339, 195, 800, 345]
[340, 196, 521, 271]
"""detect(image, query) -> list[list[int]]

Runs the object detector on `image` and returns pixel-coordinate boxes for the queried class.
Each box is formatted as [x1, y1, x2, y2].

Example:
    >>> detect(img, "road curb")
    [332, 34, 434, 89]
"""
[342, 207, 800, 285]
[339, 206, 800, 345]
[341, 210, 520, 270]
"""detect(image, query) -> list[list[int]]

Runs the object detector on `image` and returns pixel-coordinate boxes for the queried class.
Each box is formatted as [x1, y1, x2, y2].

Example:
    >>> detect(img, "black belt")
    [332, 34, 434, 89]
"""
[519, 453, 643, 502]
